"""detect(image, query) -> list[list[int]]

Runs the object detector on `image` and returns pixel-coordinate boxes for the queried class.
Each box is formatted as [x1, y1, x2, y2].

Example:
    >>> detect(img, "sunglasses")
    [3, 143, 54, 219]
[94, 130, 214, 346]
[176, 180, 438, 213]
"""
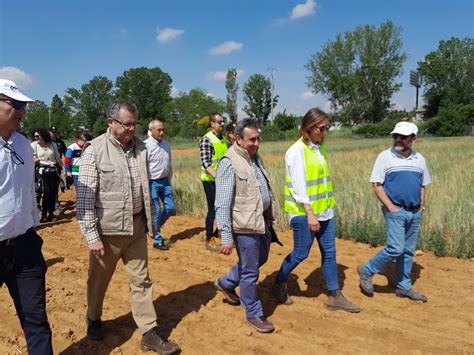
[315, 125, 330, 132]
[214, 120, 225, 126]
[0, 98, 28, 110]
[1, 142, 25, 165]
[34, 135, 40, 139]
[392, 133, 410, 140]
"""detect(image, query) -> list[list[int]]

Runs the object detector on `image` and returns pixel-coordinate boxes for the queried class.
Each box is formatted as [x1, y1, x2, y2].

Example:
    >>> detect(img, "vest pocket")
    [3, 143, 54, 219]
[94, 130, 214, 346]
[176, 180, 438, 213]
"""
[232, 197, 257, 231]
[96, 199, 125, 233]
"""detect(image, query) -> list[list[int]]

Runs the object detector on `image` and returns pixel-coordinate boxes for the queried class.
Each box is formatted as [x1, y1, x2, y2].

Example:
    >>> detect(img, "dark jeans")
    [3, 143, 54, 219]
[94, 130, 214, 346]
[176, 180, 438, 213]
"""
[202, 181, 216, 241]
[220, 230, 271, 318]
[0, 229, 53, 355]
[41, 171, 59, 215]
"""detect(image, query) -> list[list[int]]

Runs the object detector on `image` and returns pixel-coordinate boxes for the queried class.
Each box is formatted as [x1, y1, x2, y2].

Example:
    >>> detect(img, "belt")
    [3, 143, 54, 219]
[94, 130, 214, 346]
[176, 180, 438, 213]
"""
[0, 230, 30, 247]
[395, 205, 420, 212]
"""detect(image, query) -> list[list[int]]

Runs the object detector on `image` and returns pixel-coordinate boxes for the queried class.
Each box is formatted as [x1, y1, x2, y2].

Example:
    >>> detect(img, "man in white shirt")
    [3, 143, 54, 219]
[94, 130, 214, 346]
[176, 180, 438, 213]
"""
[0, 79, 53, 354]
[145, 119, 176, 251]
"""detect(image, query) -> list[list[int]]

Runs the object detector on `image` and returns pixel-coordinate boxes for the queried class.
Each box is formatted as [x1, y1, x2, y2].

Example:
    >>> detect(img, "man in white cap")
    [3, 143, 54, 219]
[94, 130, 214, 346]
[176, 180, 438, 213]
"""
[358, 121, 431, 302]
[0, 79, 53, 354]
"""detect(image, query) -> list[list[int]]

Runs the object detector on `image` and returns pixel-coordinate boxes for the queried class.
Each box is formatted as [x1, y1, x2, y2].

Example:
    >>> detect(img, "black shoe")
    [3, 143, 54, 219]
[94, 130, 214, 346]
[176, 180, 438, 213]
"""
[140, 327, 180, 354]
[214, 278, 240, 305]
[153, 241, 169, 251]
[87, 318, 104, 341]
[40, 215, 48, 223]
[246, 317, 275, 333]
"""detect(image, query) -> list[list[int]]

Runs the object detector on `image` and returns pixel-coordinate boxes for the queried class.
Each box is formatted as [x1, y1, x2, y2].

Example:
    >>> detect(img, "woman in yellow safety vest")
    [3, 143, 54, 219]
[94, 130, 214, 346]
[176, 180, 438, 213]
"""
[272, 108, 360, 313]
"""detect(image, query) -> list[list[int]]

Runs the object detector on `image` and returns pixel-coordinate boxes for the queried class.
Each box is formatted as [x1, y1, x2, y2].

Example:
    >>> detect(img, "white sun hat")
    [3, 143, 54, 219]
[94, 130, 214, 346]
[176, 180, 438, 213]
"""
[390, 121, 418, 136]
[0, 79, 34, 102]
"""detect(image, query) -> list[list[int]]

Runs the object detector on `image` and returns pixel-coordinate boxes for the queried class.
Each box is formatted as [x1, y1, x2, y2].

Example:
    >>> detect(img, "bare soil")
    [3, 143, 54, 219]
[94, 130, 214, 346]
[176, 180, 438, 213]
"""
[1, 190, 473, 354]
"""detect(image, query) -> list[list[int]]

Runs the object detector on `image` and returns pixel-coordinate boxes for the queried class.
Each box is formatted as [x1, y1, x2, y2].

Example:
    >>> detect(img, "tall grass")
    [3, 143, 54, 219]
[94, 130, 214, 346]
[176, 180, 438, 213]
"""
[170, 136, 474, 258]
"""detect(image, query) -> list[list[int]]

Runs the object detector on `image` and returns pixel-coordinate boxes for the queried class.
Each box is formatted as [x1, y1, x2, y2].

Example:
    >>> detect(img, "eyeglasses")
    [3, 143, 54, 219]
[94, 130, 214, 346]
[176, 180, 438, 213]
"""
[392, 133, 410, 140]
[113, 118, 137, 130]
[0, 98, 28, 110]
[315, 125, 330, 132]
[1, 142, 25, 165]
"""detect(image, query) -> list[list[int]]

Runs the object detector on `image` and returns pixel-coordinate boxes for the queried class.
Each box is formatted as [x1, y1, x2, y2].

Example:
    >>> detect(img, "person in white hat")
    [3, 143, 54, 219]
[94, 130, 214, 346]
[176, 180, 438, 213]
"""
[0, 79, 53, 354]
[357, 121, 431, 302]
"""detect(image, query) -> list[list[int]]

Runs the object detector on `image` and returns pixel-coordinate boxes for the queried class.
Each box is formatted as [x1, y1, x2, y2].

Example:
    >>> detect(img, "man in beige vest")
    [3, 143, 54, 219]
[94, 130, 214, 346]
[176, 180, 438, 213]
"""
[213, 118, 278, 333]
[77, 101, 179, 354]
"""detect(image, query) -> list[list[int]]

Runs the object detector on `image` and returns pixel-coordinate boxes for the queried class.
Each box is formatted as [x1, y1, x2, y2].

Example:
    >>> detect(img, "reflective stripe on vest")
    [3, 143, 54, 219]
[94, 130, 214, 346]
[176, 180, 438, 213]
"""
[284, 139, 335, 215]
[200, 131, 227, 181]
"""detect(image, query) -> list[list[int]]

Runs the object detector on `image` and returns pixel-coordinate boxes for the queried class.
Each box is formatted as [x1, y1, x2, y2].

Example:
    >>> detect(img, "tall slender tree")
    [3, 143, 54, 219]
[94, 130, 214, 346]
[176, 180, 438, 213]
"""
[242, 74, 278, 127]
[225, 69, 238, 123]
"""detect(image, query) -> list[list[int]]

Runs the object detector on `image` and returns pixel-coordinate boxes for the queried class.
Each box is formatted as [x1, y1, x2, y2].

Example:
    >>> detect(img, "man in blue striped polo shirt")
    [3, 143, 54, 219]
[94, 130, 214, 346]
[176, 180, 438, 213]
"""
[358, 121, 431, 302]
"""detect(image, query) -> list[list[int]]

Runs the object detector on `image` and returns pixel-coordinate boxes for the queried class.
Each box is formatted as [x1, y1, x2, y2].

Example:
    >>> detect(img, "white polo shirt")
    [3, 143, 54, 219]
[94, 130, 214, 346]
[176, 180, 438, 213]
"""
[0, 132, 38, 241]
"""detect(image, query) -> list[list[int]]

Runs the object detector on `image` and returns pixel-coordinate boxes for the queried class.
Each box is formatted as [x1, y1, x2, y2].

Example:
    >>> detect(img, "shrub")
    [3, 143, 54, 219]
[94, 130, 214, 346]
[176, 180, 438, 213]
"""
[352, 119, 398, 137]
[425, 103, 474, 136]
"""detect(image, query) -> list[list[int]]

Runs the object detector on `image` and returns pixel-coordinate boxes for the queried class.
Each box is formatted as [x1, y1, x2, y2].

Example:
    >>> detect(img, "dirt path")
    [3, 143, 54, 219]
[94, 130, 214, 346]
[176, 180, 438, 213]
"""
[1, 190, 473, 354]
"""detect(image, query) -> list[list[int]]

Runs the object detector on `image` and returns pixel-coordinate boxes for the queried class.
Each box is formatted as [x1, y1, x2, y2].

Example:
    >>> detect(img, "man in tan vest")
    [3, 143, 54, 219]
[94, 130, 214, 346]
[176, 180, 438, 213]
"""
[213, 118, 278, 333]
[77, 101, 179, 354]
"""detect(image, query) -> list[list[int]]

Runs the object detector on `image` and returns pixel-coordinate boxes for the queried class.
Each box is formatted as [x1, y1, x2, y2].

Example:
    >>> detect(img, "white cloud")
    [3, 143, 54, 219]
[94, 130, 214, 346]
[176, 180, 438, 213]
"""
[290, 0, 316, 20]
[207, 69, 245, 81]
[300, 91, 315, 100]
[0, 67, 34, 88]
[156, 27, 184, 44]
[208, 41, 243, 56]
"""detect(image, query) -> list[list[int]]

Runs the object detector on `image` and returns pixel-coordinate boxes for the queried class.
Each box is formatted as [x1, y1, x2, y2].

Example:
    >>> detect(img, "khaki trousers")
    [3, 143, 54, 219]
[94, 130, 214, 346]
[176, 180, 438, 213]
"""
[87, 212, 157, 334]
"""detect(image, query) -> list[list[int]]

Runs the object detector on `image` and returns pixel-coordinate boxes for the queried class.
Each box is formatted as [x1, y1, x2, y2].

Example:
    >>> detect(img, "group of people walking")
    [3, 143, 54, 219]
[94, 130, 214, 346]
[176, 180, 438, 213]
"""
[1, 79, 430, 355]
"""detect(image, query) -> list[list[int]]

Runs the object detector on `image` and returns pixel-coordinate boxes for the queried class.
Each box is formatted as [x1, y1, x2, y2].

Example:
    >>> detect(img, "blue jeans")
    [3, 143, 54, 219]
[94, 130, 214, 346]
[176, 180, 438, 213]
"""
[276, 216, 339, 292]
[72, 174, 79, 190]
[219, 230, 271, 318]
[363, 208, 422, 291]
[0, 229, 53, 355]
[150, 179, 176, 244]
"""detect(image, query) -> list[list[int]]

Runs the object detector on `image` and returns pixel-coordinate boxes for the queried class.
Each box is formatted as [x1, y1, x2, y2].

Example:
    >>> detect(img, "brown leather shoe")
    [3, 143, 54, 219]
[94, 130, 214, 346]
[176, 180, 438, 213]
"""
[214, 278, 240, 305]
[326, 291, 361, 313]
[247, 317, 275, 333]
[140, 327, 180, 354]
[272, 281, 293, 305]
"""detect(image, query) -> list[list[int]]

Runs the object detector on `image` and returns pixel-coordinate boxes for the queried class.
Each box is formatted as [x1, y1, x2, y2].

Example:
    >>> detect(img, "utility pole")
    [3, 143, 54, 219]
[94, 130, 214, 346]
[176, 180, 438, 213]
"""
[267, 67, 277, 124]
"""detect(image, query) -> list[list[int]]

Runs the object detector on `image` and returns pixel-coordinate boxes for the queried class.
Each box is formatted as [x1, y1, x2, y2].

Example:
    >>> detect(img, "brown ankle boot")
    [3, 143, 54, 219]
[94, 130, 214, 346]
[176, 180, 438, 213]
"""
[327, 290, 361, 313]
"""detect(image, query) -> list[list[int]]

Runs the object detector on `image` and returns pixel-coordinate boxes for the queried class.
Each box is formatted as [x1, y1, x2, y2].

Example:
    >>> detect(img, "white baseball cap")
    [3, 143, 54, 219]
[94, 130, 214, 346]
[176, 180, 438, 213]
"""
[0, 79, 34, 102]
[390, 121, 418, 136]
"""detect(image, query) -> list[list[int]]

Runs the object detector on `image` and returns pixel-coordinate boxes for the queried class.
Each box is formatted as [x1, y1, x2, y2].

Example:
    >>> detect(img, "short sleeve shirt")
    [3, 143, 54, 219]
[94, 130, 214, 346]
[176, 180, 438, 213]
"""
[370, 147, 431, 208]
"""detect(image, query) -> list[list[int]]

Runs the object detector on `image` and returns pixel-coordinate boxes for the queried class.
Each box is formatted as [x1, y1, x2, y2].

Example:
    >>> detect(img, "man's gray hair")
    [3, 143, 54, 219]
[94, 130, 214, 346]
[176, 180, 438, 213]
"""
[107, 101, 138, 120]
[148, 119, 163, 129]
[234, 118, 259, 138]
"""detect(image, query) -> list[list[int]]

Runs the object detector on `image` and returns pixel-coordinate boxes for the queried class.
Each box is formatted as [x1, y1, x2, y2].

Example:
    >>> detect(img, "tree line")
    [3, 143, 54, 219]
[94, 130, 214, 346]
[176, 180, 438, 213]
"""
[22, 20, 473, 139]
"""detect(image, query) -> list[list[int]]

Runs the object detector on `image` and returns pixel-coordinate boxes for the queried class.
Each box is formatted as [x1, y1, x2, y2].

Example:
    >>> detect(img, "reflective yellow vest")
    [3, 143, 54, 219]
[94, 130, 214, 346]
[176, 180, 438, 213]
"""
[284, 138, 335, 215]
[200, 131, 227, 182]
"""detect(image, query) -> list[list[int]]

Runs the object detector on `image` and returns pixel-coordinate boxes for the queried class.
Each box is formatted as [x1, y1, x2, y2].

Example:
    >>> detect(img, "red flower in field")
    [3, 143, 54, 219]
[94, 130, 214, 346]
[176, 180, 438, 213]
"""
[442, 230, 449, 236]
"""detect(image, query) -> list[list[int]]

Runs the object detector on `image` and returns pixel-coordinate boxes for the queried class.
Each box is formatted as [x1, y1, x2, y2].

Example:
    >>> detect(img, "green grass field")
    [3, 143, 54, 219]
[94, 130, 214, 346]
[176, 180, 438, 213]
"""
[170, 136, 473, 258]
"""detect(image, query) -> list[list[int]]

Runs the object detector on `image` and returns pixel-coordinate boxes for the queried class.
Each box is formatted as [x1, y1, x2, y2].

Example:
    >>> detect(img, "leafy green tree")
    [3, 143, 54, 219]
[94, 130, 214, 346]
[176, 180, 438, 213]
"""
[50, 94, 73, 137]
[22, 100, 49, 136]
[242, 74, 278, 127]
[164, 88, 226, 137]
[225, 68, 238, 123]
[305, 20, 407, 124]
[418, 37, 474, 118]
[115, 67, 173, 128]
[64, 76, 114, 134]
[273, 110, 299, 131]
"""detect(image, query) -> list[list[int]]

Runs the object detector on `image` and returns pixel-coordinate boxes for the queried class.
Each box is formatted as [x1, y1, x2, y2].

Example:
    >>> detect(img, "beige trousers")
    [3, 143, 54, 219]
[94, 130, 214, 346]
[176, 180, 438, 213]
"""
[87, 212, 157, 334]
